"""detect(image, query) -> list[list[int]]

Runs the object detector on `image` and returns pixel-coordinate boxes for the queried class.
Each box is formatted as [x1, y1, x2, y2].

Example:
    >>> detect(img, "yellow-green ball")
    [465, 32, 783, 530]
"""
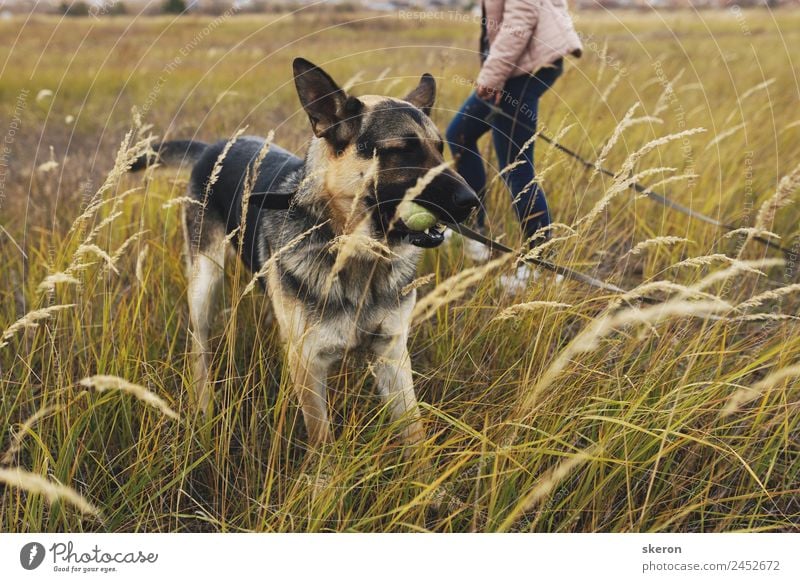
[399, 201, 437, 231]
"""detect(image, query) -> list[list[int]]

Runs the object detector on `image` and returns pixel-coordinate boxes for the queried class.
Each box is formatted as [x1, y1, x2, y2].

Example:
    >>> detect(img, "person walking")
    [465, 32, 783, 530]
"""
[446, 0, 582, 288]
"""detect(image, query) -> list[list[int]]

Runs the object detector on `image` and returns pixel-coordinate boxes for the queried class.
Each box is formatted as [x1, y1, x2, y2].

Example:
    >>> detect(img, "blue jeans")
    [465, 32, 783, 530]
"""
[446, 59, 563, 243]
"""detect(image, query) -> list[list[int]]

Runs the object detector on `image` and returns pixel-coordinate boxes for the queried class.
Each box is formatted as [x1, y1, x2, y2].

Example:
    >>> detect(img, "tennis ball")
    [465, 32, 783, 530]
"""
[398, 201, 438, 231]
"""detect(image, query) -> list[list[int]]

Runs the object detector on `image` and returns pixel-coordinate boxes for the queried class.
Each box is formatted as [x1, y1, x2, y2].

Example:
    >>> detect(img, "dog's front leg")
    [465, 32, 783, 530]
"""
[375, 336, 465, 513]
[372, 299, 460, 512]
[285, 336, 338, 498]
[373, 334, 425, 453]
[286, 342, 334, 447]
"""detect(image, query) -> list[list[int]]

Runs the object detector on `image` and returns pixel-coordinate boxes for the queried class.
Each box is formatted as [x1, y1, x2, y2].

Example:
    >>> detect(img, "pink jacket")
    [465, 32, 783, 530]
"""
[477, 0, 583, 89]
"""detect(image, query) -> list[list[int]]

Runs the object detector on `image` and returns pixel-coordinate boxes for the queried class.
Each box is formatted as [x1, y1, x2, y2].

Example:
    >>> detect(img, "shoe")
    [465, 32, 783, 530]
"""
[464, 237, 491, 263]
[444, 227, 491, 263]
[499, 265, 564, 293]
[500, 265, 535, 293]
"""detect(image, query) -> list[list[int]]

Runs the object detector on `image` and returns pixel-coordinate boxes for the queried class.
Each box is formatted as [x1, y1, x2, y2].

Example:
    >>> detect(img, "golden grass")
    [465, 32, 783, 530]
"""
[0, 9, 798, 533]
[0, 467, 99, 517]
[78, 375, 180, 421]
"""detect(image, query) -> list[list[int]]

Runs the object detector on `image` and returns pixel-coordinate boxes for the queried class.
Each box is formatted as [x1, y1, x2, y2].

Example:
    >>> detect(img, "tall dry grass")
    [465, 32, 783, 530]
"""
[0, 9, 798, 532]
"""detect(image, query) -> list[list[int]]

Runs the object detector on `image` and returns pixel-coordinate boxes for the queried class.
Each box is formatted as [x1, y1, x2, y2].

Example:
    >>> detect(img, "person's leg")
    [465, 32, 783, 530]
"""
[446, 91, 493, 229]
[491, 60, 563, 245]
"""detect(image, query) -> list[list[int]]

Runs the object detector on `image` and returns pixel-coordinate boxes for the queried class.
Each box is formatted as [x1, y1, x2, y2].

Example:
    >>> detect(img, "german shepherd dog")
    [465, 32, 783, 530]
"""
[133, 58, 479, 458]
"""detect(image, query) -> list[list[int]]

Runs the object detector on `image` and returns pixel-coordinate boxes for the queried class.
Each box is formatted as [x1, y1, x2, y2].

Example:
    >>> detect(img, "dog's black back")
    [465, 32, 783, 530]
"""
[189, 137, 304, 272]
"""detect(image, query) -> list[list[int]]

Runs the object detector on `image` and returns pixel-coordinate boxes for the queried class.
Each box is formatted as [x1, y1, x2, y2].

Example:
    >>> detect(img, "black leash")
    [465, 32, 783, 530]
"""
[442, 220, 659, 303]
[484, 104, 793, 259]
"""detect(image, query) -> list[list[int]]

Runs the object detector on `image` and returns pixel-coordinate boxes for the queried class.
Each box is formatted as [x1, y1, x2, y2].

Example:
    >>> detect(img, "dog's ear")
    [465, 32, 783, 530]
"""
[293, 58, 362, 147]
[403, 73, 436, 116]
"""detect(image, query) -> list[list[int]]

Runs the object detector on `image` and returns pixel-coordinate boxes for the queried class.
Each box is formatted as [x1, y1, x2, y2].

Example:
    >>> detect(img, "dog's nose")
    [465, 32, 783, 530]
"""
[453, 182, 480, 209]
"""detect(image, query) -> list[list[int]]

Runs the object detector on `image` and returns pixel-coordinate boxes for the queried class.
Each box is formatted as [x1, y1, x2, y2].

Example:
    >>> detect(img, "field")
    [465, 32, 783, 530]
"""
[1, 8, 799, 532]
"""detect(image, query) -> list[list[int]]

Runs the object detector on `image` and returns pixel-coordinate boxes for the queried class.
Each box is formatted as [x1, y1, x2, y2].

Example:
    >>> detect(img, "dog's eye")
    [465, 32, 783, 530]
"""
[380, 147, 408, 155]
[379, 142, 414, 155]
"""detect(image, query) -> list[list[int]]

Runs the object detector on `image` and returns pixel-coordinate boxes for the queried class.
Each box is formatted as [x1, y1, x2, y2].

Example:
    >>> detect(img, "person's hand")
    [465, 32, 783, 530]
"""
[476, 84, 502, 104]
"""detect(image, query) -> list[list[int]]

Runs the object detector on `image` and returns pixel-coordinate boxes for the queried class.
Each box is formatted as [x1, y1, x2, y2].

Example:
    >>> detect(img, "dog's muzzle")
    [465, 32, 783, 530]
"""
[399, 175, 479, 248]
[393, 221, 447, 248]
[380, 171, 479, 248]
